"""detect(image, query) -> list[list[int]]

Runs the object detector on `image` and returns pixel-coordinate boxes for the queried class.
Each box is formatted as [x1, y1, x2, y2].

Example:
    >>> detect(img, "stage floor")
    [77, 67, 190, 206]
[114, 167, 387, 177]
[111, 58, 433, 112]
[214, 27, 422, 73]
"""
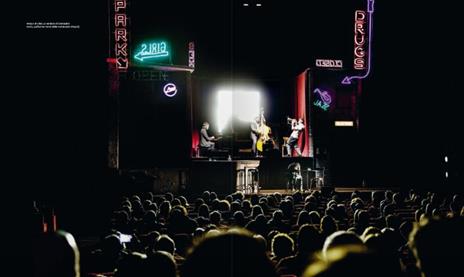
[190, 157, 317, 194]
[255, 187, 400, 195]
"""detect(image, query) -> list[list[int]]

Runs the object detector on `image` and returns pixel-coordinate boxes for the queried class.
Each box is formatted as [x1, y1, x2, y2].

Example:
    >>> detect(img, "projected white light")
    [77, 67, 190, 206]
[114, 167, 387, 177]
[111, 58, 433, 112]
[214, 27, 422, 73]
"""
[216, 90, 233, 132]
[234, 90, 260, 122]
[215, 88, 261, 132]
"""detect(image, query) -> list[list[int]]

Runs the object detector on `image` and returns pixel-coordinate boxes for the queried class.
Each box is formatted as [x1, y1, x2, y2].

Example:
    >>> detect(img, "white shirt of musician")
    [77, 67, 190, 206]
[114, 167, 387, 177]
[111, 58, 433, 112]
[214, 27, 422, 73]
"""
[290, 122, 305, 139]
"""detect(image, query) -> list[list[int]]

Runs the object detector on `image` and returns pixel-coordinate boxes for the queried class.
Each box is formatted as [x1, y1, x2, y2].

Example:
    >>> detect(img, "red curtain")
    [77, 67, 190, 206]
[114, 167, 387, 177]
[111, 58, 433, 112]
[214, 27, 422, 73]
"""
[295, 70, 310, 156]
[191, 130, 199, 157]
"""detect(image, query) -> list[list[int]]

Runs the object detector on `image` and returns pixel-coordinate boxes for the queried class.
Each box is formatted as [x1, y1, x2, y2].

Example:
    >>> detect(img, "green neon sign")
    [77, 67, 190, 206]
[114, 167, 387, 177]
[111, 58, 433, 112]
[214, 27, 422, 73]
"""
[134, 41, 170, 62]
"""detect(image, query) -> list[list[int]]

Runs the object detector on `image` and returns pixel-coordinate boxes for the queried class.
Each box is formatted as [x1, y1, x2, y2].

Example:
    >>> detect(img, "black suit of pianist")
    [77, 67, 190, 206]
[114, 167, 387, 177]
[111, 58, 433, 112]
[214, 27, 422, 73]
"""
[200, 122, 215, 156]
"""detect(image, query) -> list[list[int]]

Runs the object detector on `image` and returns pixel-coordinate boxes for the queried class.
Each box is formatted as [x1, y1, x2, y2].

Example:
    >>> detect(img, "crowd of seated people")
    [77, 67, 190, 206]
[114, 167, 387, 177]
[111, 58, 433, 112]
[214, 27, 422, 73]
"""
[34, 189, 464, 277]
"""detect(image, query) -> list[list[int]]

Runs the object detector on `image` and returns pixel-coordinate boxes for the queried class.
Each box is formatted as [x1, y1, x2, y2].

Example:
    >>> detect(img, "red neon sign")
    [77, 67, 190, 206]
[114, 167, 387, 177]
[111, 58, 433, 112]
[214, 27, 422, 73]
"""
[354, 10, 366, 70]
[114, 0, 128, 71]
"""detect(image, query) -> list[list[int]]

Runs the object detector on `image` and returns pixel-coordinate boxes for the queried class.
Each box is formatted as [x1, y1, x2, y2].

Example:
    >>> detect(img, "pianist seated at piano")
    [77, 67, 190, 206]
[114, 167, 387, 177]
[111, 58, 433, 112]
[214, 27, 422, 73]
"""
[199, 122, 217, 157]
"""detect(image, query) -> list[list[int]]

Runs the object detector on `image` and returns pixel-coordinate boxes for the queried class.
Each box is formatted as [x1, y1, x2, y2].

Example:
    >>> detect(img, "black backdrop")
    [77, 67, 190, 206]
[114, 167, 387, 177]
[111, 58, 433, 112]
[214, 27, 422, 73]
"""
[120, 71, 191, 168]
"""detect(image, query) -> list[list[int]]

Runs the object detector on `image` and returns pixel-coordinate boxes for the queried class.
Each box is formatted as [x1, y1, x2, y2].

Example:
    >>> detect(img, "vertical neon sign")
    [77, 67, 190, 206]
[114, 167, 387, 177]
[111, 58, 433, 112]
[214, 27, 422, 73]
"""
[354, 10, 367, 70]
[114, 0, 128, 71]
[342, 0, 375, 85]
[188, 42, 195, 69]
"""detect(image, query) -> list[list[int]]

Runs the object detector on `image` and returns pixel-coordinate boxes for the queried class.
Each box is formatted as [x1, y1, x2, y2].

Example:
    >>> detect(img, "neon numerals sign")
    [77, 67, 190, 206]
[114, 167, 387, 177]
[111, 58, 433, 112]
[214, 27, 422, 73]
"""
[354, 10, 367, 70]
[134, 41, 169, 62]
[114, 0, 128, 71]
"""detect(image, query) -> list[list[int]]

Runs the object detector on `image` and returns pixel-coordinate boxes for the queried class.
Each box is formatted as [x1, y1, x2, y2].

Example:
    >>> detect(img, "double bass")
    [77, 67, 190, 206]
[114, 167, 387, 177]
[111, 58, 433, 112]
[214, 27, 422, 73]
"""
[256, 108, 272, 152]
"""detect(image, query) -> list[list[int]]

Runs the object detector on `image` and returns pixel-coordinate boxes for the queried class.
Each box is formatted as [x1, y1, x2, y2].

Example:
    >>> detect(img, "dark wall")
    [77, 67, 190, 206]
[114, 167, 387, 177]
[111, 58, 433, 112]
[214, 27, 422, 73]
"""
[190, 161, 236, 195]
[24, 0, 113, 236]
[119, 72, 191, 168]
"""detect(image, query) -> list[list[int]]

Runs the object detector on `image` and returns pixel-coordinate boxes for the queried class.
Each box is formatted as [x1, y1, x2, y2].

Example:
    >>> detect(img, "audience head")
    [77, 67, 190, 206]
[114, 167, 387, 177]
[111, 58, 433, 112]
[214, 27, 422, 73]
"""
[303, 245, 399, 277]
[253, 234, 268, 252]
[155, 235, 175, 256]
[180, 228, 277, 277]
[272, 209, 284, 222]
[101, 234, 124, 257]
[177, 195, 188, 207]
[242, 200, 252, 215]
[385, 214, 400, 230]
[320, 215, 338, 236]
[34, 230, 80, 277]
[252, 205, 264, 218]
[194, 227, 205, 237]
[159, 201, 172, 219]
[202, 191, 211, 203]
[297, 210, 310, 226]
[210, 210, 222, 226]
[145, 251, 177, 277]
[230, 201, 241, 214]
[309, 210, 321, 225]
[322, 231, 363, 257]
[198, 203, 210, 218]
[409, 216, 464, 277]
[165, 192, 174, 202]
[218, 200, 231, 212]
[233, 210, 246, 226]
[361, 226, 380, 241]
[298, 224, 322, 254]
[194, 198, 205, 211]
[271, 233, 294, 259]
[115, 252, 146, 277]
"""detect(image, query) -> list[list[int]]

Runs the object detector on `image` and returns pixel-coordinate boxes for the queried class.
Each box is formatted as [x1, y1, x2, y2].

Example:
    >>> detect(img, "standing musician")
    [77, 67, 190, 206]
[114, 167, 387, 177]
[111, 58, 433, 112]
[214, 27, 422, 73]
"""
[251, 108, 271, 157]
[250, 116, 261, 157]
[286, 118, 305, 157]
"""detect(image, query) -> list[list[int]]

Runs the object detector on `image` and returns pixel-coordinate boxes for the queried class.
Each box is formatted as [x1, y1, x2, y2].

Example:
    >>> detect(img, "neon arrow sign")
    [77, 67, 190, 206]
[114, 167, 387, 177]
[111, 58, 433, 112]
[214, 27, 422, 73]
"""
[342, 0, 375, 85]
[134, 41, 169, 62]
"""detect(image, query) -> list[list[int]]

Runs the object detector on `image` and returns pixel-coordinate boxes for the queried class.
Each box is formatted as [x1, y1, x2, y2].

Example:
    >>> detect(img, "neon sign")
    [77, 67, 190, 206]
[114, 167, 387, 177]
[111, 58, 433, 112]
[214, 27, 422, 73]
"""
[313, 88, 332, 111]
[342, 0, 375, 84]
[134, 41, 170, 62]
[163, 83, 177, 97]
[354, 10, 367, 70]
[335, 121, 354, 127]
[113, 0, 128, 71]
[188, 42, 195, 68]
[316, 59, 343, 68]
